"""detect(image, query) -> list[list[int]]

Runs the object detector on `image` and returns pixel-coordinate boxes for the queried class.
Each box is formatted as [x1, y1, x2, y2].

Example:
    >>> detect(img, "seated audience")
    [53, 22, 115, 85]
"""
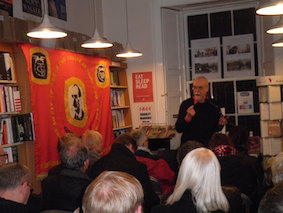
[0, 145, 8, 165]
[41, 134, 91, 212]
[81, 130, 102, 168]
[258, 182, 283, 213]
[132, 129, 175, 195]
[209, 132, 256, 200]
[82, 171, 143, 213]
[48, 133, 79, 176]
[88, 133, 159, 213]
[0, 163, 32, 213]
[151, 148, 234, 213]
[176, 140, 203, 165]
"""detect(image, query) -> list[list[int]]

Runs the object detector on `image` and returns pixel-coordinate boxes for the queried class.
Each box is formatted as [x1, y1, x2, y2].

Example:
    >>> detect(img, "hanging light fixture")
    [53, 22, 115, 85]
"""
[272, 36, 283, 47]
[116, 0, 142, 58]
[27, 0, 67, 39]
[256, 0, 283, 15]
[267, 16, 283, 34]
[81, 0, 113, 48]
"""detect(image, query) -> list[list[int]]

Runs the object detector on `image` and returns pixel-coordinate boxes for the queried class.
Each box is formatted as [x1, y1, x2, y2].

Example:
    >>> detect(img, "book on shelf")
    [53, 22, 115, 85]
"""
[3, 146, 18, 163]
[0, 85, 21, 113]
[111, 90, 125, 107]
[260, 120, 281, 138]
[269, 103, 282, 120]
[112, 110, 125, 128]
[258, 86, 267, 103]
[0, 113, 35, 145]
[110, 70, 120, 86]
[261, 138, 282, 155]
[268, 85, 281, 102]
[0, 52, 14, 81]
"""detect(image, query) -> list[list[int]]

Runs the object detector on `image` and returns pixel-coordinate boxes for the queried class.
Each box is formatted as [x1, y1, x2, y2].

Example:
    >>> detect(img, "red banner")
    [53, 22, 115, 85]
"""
[20, 44, 114, 175]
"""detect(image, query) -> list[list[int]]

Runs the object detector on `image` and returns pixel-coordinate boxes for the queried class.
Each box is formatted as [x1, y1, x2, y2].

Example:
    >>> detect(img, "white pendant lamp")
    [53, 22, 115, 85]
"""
[116, 0, 142, 58]
[27, 0, 67, 39]
[272, 36, 283, 47]
[256, 0, 283, 15]
[81, 0, 113, 48]
[267, 16, 283, 34]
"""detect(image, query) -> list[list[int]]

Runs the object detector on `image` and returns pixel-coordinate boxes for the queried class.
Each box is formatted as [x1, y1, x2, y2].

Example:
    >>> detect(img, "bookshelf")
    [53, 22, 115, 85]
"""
[110, 61, 132, 136]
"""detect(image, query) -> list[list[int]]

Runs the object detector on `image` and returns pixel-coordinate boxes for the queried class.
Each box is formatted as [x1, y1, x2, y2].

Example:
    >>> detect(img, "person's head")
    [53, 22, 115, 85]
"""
[167, 148, 229, 212]
[208, 132, 234, 149]
[59, 134, 89, 172]
[131, 129, 148, 148]
[82, 130, 102, 154]
[82, 171, 143, 213]
[176, 140, 203, 165]
[228, 125, 249, 153]
[57, 133, 78, 153]
[258, 182, 283, 213]
[192, 76, 209, 103]
[0, 145, 8, 165]
[271, 152, 283, 185]
[114, 133, 137, 154]
[0, 163, 32, 204]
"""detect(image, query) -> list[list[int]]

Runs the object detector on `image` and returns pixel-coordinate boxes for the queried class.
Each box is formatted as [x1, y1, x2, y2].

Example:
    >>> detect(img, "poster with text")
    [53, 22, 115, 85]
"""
[191, 38, 221, 80]
[133, 72, 153, 102]
[223, 34, 255, 78]
[237, 91, 254, 114]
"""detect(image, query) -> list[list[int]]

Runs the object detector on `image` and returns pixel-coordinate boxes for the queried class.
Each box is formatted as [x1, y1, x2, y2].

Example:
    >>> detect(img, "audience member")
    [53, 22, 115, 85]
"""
[258, 182, 283, 213]
[208, 132, 256, 200]
[82, 130, 102, 168]
[41, 134, 91, 212]
[82, 171, 143, 213]
[0, 145, 8, 165]
[88, 133, 159, 213]
[176, 140, 203, 165]
[151, 148, 232, 213]
[48, 133, 80, 176]
[0, 163, 32, 213]
[271, 152, 283, 185]
[132, 128, 175, 195]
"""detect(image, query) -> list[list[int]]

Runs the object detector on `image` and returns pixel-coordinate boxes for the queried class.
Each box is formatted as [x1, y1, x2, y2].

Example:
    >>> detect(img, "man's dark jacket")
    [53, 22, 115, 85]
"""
[41, 168, 91, 212]
[88, 143, 160, 212]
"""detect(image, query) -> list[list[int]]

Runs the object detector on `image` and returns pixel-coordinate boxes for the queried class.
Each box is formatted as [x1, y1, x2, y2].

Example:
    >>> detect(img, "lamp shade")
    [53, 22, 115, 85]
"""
[27, 14, 67, 39]
[81, 30, 113, 48]
[272, 37, 283, 47]
[267, 16, 283, 34]
[116, 42, 143, 58]
[256, 0, 283, 15]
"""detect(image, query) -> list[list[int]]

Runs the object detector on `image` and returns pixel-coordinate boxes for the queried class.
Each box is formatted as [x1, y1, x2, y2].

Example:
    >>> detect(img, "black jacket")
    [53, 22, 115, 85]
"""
[0, 197, 29, 213]
[175, 98, 222, 145]
[41, 168, 91, 212]
[88, 143, 160, 212]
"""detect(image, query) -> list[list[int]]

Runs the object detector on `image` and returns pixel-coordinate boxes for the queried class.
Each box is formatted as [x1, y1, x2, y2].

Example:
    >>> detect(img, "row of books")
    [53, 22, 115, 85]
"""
[3, 146, 18, 163]
[0, 113, 35, 145]
[112, 110, 125, 129]
[110, 70, 120, 86]
[0, 52, 15, 81]
[111, 89, 125, 107]
[0, 85, 22, 113]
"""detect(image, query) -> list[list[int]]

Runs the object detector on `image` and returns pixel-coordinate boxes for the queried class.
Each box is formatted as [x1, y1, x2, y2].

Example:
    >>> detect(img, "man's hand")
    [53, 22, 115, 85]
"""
[184, 105, 196, 123]
[218, 116, 228, 126]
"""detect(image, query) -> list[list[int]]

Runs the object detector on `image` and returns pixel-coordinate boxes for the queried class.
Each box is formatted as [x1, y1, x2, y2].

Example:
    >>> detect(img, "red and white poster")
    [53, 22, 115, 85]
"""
[132, 72, 153, 103]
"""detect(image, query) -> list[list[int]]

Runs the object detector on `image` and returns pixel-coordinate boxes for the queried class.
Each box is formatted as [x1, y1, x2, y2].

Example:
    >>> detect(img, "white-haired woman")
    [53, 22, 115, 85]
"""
[151, 147, 230, 213]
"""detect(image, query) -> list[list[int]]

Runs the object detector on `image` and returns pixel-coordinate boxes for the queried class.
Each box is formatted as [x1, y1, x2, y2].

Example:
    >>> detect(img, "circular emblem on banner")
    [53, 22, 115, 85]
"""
[95, 64, 110, 88]
[64, 77, 88, 128]
[30, 47, 51, 85]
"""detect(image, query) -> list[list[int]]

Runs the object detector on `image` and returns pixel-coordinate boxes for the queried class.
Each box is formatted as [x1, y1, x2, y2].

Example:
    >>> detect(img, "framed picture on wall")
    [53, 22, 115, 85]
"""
[191, 38, 221, 80]
[223, 34, 255, 78]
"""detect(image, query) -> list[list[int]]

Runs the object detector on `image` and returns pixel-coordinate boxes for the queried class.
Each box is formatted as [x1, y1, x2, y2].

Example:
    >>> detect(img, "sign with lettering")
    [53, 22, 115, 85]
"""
[132, 72, 153, 102]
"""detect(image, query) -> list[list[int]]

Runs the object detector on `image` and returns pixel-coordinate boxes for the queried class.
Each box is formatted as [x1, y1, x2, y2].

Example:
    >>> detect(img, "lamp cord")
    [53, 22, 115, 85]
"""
[94, 0, 98, 34]
[125, 0, 129, 42]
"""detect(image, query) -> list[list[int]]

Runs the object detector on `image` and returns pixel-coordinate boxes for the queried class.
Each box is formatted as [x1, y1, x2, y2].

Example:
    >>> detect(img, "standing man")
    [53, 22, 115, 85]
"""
[175, 76, 227, 146]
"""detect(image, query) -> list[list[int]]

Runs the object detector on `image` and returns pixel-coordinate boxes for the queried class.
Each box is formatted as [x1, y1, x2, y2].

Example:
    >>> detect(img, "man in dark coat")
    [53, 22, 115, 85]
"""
[175, 76, 228, 146]
[88, 133, 159, 213]
[41, 134, 91, 212]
